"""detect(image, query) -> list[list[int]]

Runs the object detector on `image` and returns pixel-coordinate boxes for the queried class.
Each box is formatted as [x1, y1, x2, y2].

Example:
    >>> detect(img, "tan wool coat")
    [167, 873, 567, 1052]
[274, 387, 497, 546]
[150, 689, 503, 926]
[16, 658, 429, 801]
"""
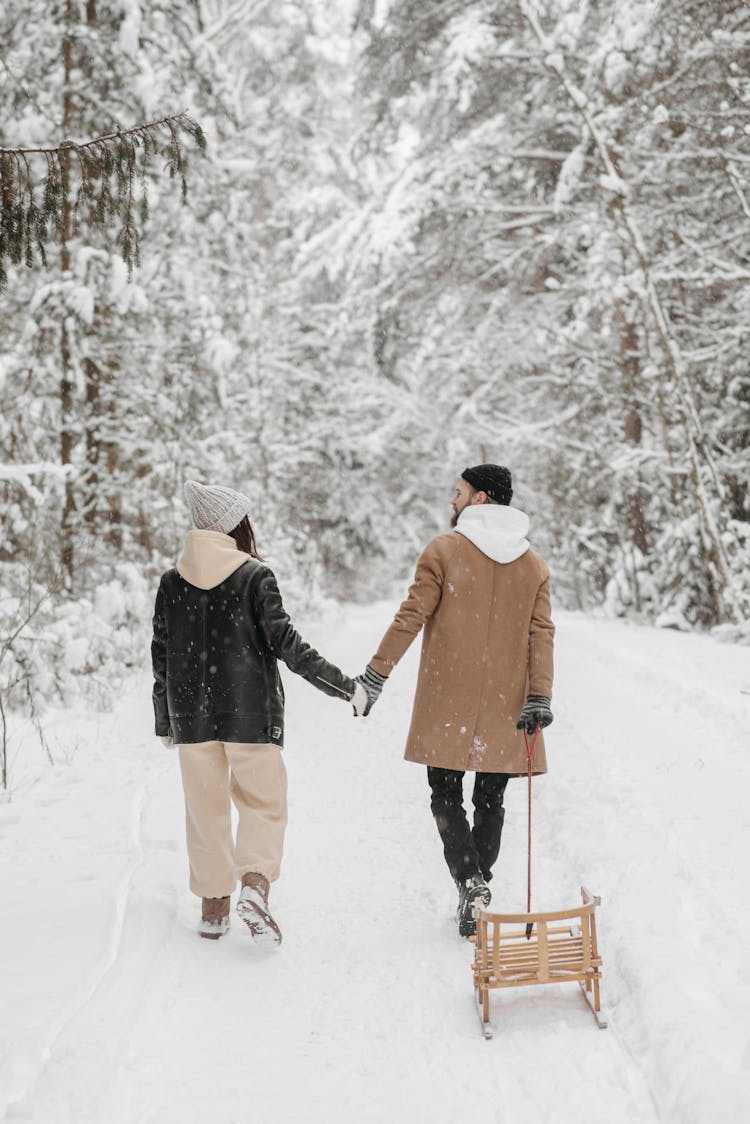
[370, 520, 554, 776]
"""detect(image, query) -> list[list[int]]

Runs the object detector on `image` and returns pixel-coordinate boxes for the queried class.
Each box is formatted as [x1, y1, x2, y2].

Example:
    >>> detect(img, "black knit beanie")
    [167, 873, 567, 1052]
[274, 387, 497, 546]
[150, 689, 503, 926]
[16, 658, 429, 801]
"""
[461, 464, 513, 505]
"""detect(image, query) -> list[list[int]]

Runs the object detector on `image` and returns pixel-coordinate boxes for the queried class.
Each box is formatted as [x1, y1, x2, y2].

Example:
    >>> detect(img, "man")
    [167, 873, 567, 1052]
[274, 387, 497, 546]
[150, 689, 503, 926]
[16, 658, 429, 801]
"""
[356, 464, 554, 937]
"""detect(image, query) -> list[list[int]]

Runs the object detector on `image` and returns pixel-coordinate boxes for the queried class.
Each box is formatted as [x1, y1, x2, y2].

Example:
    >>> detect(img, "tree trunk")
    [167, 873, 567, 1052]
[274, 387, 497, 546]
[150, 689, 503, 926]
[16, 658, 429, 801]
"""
[616, 305, 648, 556]
[84, 357, 100, 529]
[60, 0, 75, 587]
[104, 353, 123, 549]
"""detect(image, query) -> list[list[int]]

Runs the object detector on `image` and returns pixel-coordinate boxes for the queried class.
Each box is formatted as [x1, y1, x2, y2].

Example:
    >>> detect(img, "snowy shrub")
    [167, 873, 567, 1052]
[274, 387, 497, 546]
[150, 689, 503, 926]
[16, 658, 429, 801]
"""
[648, 515, 750, 630]
[0, 561, 153, 746]
[37, 563, 153, 709]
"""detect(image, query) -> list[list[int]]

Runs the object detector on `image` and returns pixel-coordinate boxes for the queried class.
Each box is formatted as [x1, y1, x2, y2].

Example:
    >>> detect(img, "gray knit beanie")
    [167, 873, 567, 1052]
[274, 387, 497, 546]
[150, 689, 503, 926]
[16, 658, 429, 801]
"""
[183, 480, 252, 534]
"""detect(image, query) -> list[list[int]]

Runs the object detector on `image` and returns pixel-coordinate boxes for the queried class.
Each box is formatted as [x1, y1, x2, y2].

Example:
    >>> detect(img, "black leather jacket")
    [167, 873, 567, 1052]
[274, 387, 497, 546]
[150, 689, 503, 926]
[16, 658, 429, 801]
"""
[151, 560, 355, 746]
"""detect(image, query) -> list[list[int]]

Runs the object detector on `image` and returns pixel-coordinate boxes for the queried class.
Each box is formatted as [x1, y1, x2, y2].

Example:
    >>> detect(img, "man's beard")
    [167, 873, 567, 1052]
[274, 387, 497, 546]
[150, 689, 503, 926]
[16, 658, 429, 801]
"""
[450, 509, 459, 529]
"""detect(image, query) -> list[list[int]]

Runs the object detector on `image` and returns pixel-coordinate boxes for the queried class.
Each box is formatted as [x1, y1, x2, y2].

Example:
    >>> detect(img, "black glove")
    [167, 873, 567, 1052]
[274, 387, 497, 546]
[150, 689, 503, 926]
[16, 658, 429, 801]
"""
[354, 665, 388, 717]
[516, 695, 553, 734]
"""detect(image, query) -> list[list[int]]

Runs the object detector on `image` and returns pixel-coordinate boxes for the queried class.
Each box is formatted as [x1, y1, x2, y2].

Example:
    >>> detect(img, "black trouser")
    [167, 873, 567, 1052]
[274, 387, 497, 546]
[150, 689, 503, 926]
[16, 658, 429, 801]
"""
[427, 767, 510, 886]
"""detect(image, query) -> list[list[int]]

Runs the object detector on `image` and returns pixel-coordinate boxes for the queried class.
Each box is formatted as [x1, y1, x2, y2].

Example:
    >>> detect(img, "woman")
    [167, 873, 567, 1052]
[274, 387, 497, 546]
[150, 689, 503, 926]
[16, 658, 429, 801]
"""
[151, 480, 367, 945]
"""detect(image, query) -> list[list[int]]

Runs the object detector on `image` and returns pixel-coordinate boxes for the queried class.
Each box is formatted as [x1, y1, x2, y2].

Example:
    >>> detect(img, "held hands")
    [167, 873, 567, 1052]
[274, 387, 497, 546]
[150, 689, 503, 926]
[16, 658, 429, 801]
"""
[351, 666, 388, 717]
[516, 695, 553, 734]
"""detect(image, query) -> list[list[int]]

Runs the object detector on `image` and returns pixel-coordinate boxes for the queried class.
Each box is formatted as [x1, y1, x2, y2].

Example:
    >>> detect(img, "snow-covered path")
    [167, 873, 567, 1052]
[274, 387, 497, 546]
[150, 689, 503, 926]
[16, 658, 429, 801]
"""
[1, 608, 748, 1124]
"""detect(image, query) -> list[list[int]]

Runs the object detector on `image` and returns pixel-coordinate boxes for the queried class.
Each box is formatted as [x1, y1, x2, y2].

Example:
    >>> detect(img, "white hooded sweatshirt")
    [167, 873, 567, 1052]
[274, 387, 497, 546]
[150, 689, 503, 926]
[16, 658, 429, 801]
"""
[454, 503, 530, 564]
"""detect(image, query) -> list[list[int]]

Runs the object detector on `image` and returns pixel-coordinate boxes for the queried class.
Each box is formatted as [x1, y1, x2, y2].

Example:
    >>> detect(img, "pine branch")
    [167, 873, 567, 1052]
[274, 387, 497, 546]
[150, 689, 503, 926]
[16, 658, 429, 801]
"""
[0, 111, 206, 158]
[0, 111, 206, 289]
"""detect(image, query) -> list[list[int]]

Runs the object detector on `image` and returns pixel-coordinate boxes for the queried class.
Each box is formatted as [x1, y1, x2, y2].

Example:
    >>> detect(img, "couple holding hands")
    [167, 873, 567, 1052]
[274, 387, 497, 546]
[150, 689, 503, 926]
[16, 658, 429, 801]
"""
[151, 465, 555, 945]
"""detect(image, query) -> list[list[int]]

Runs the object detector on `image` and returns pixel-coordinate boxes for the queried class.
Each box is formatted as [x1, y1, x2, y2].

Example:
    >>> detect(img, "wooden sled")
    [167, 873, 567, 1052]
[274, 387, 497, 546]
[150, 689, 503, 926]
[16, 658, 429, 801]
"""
[471, 887, 606, 1037]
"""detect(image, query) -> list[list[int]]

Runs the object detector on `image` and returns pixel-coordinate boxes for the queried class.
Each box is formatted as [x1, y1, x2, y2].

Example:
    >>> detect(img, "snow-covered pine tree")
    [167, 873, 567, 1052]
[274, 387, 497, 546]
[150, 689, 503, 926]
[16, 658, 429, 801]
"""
[349, 0, 750, 625]
[0, 0, 205, 588]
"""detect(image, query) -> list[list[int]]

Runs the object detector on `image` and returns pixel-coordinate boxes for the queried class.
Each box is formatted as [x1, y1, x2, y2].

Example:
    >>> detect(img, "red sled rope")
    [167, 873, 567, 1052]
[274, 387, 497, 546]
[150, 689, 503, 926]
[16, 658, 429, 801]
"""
[524, 726, 540, 939]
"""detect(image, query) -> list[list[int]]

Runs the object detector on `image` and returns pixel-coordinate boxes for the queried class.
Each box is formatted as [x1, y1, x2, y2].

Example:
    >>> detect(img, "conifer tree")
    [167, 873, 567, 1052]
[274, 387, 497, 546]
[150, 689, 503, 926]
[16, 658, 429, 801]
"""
[1, 1, 205, 585]
[349, 0, 750, 625]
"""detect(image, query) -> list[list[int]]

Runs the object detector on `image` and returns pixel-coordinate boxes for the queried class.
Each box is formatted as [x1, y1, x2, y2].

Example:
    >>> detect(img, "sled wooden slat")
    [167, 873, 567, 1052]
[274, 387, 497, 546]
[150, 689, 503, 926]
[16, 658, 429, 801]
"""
[471, 887, 606, 1035]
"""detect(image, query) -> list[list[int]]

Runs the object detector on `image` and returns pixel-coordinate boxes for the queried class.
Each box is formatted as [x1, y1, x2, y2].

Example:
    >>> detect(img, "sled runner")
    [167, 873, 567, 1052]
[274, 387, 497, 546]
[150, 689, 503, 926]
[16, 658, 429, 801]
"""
[471, 887, 606, 1037]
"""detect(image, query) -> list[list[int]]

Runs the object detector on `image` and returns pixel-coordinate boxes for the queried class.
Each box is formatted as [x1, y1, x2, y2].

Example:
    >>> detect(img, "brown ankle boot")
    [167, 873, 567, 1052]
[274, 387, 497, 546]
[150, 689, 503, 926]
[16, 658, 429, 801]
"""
[199, 895, 230, 940]
[236, 873, 282, 946]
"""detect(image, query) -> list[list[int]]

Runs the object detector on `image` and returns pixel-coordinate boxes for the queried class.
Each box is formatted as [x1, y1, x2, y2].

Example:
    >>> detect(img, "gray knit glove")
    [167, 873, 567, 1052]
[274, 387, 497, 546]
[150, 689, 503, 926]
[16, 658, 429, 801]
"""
[516, 695, 553, 734]
[354, 666, 388, 717]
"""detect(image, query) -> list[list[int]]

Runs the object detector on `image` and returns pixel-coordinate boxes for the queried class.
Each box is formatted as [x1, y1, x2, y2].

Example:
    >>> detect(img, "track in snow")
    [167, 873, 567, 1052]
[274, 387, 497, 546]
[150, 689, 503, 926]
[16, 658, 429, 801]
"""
[2, 607, 748, 1124]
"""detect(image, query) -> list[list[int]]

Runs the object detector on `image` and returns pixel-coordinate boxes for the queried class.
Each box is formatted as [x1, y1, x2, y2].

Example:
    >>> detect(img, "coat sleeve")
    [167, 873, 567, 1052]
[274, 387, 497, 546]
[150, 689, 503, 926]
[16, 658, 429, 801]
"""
[369, 538, 452, 676]
[253, 569, 355, 701]
[528, 574, 555, 698]
[151, 582, 171, 737]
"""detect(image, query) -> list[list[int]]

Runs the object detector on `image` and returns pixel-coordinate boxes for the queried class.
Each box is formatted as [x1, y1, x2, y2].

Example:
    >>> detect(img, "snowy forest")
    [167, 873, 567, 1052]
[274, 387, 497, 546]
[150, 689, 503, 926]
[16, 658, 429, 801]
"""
[3, 7, 750, 1122]
[2, 0, 750, 745]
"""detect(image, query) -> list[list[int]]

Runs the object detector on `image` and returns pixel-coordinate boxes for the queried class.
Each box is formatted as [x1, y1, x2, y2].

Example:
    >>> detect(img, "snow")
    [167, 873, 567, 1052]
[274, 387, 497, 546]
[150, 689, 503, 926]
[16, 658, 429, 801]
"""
[442, 13, 496, 110]
[0, 463, 66, 500]
[554, 144, 586, 210]
[1, 606, 749, 1123]
[118, 0, 140, 57]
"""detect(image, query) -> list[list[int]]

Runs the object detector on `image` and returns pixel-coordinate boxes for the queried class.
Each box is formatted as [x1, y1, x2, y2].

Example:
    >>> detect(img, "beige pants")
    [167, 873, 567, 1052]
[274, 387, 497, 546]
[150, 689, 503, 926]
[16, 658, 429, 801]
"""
[177, 740, 288, 898]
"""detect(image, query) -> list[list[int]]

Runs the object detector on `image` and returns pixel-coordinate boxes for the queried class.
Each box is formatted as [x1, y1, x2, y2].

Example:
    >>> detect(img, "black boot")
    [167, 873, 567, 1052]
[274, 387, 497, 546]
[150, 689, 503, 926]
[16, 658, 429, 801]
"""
[456, 875, 491, 938]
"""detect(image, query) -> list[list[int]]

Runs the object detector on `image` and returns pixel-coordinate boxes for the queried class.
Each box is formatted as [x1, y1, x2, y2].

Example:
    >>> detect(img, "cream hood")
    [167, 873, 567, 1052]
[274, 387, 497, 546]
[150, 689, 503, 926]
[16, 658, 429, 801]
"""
[176, 529, 254, 590]
[454, 504, 530, 564]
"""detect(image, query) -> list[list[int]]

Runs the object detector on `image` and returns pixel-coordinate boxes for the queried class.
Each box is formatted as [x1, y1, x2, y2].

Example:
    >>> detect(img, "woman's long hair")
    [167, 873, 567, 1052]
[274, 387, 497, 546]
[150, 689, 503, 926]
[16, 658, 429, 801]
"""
[229, 515, 263, 560]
